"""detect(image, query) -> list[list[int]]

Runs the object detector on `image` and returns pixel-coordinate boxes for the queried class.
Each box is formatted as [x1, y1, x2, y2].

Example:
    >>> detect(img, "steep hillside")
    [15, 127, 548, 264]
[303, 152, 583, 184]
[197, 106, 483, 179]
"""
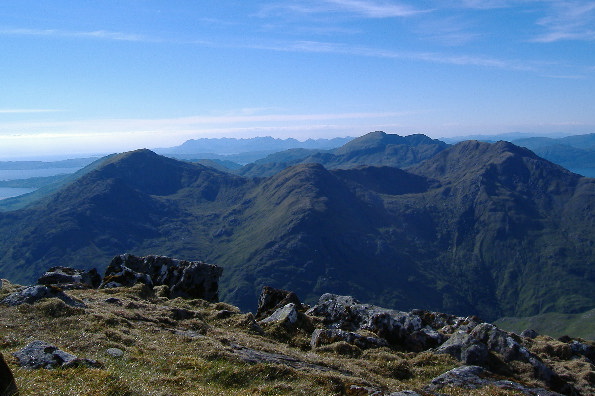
[0, 143, 593, 322]
[239, 131, 449, 177]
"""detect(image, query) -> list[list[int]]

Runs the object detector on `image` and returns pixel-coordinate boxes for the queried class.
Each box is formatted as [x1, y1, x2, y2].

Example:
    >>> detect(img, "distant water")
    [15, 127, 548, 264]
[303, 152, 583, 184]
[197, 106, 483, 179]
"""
[0, 187, 37, 200]
[0, 167, 81, 181]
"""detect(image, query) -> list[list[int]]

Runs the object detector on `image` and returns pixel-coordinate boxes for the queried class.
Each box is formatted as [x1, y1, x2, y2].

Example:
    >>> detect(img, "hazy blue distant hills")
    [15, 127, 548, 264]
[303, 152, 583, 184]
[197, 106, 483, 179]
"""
[0, 157, 98, 170]
[238, 131, 449, 177]
[0, 136, 593, 322]
[511, 133, 595, 177]
[154, 136, 353, 164]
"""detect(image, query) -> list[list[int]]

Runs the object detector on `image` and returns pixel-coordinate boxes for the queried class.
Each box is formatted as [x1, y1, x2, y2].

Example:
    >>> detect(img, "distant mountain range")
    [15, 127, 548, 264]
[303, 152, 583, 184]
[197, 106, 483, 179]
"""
[0, 132, 593, 323]
[154, 136, 354, 164]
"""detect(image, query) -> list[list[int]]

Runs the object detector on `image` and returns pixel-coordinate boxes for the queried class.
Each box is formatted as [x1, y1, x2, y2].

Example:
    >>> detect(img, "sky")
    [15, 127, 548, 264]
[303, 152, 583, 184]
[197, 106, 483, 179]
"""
[1, 1, 594, 159]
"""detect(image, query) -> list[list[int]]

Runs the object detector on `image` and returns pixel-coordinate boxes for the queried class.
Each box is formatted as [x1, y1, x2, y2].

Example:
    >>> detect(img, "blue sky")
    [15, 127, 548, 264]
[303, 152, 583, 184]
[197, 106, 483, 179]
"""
[1, 1, 594, 158]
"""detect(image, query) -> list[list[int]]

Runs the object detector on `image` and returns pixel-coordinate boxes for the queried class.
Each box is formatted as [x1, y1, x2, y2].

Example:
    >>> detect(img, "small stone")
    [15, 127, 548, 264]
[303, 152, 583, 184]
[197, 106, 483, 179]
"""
[521, 329, 538, 339]
[106, 348, 124, 358]
[13, 340, 101, 369]
[1, 285, 85, 308]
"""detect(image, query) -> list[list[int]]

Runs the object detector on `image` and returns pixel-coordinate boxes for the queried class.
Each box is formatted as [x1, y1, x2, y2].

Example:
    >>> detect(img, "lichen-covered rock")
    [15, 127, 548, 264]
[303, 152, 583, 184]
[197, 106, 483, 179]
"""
[259, 303, 299, 326]
[0, 352, 18, 396]
[435, 331, 488, 365]
[13, 341, 101, 369]
[256, 286, 303, 320]
[521, 329, 539, 339]
[100, 254, 222, 302]
[1, 285, 85, 308]
[307, 294, 449, 350]
[310, 328, 388, 350]
[424, 365, 564, 396]
[469, 323, 575, 394]
[37, 266, 101, 289]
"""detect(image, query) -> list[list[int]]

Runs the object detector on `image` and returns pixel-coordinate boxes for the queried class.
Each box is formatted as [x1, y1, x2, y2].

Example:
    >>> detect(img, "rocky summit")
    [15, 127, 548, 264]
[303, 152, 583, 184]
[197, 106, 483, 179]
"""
[0, 259, 593, 395]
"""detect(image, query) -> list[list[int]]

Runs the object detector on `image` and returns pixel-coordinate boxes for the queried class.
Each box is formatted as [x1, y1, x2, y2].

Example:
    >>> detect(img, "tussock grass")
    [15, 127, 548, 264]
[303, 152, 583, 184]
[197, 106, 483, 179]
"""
[0, 285, 537, 395]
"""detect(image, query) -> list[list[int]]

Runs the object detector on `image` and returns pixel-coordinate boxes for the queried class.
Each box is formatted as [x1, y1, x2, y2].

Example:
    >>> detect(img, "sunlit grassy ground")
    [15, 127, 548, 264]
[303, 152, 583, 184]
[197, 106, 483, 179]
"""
[0, 281, 553, 395]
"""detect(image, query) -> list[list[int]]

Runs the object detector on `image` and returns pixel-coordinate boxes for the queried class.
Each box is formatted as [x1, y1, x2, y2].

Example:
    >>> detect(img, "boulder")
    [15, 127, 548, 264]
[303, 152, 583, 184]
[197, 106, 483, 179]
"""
[100, 254, 222, 302]
[259, 303, 299, 326]
[37, 266, 101, 289]
[424, 365, 564, 396]
[310, 329, 388, 350]
[307, 294, 447, 349]
[1, 285, 85, 308]
[256, 286, 303, 320]
[0, 352, 18, 396]
[435, 331, 488, 365]
[13, 340, 102, 369]
[521, 329, 539, 339]
[469, 323, 575, 394]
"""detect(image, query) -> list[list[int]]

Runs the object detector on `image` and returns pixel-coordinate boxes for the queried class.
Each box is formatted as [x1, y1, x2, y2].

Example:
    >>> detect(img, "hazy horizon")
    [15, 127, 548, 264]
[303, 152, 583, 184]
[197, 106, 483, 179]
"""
[2, 2, 595, 159]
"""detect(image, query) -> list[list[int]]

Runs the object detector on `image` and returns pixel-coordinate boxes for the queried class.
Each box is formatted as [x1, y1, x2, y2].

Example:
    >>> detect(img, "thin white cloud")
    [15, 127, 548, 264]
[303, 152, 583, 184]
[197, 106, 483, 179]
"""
[250, 39, 535, 71]
[532, 1, 595, 42]
[0, 109, 63, 114]
[259, 0, 429, 18]
[0, 28, 154, 42]
[323, 0, 429, 17]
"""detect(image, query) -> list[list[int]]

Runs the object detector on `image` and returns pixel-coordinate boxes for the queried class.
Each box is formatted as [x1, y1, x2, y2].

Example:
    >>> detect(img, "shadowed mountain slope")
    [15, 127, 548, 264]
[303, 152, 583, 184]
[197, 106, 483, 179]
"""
[0, 143, 593, 321]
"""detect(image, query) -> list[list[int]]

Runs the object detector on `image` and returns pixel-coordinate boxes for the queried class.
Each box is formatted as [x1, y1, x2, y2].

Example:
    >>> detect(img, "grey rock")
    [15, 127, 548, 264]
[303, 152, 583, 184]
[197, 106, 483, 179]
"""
[256, 286, 302, 320]
[259, 303, 299, 325]
[105, 348, 124, 358]
[569, 340, 595, 361]
[469, 323, 575, 394]
[0, 352, 18, 396]
[310, 328, 389, 350]
[424, 365, 564, 396]
[228, 343, 344, 373]
[13, 341, 101, 369]
[435, 331, 488, 365]
[388, 392, 423, 396]
[1, 285, 85, 308]
[521, 329, 539, 339]
[37, 266, 101, 289]
[307, 294, 450, 350]
[100, 254, 222, 302]
[347, 384, 384, 395]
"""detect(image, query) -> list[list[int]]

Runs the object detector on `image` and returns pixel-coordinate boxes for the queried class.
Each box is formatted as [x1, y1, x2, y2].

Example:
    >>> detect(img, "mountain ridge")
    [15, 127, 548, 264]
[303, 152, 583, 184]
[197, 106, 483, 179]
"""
[0, 136, 593, 322]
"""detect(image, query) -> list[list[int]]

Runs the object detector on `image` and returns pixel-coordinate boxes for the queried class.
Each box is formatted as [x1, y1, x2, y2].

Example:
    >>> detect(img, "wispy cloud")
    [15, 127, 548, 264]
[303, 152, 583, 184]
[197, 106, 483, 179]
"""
[0, 109, 63, 114]
[0, 28, 154, 42]
[259, 0, 429, 18]
[532, 1, 595, 42]
[250, 39, 535, 71]
[323, 0, 430, 17]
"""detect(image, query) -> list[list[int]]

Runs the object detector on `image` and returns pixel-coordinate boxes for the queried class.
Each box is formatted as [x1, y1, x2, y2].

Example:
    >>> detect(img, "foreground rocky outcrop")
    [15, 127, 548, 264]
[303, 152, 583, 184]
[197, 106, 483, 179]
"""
[1, 266, 593, 395]
[100, 254, 223, 302]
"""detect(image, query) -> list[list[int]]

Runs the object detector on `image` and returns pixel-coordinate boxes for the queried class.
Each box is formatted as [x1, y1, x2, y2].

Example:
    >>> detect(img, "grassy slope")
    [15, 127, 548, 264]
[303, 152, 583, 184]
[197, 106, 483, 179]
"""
[0, 282, 464, 396]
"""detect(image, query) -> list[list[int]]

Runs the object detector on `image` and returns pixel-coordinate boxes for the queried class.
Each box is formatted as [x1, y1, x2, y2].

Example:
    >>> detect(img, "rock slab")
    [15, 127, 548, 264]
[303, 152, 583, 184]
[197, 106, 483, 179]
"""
[1, 285, 85, 308]
[13, 340, 101, 369]
[37, 266, 101, 289]
[100, 254, 222, 302]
